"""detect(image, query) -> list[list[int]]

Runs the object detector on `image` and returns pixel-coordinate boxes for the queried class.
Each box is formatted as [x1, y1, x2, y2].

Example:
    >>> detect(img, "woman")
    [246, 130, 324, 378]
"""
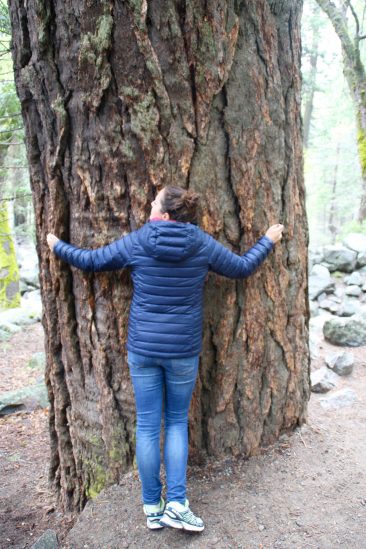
[47, 186, 284, 533]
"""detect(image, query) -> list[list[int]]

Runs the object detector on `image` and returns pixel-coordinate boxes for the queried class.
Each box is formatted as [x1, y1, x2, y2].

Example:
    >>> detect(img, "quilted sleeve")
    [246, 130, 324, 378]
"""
[53, 232, 135, 272]
[205, 233, 274, 278]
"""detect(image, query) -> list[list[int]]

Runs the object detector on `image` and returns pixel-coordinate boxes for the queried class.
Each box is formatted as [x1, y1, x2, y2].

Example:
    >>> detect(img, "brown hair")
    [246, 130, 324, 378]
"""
[160, 186, 200, 224]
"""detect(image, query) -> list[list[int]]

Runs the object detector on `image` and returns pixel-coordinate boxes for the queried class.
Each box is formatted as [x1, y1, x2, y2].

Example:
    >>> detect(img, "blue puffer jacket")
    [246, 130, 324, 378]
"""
[54, 220, 274, 358]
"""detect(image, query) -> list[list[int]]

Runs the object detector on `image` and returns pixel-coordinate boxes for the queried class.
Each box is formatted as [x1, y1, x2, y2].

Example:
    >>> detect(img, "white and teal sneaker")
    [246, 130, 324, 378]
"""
[159, 499, 204, 532]
[143, 496, 165, 529]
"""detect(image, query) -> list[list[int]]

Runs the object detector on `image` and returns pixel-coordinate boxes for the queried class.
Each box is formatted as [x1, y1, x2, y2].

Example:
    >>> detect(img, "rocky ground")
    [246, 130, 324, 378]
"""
[0, 318, 365, 549]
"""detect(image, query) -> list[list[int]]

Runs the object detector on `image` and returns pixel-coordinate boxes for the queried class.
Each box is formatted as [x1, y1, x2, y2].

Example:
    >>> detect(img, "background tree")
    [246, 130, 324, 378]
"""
[302, 1, 324, 148]
[8, 0, 309, 513]
[302, 0, 364, 246]
[0, 0, 22, 309]
[316, 0, 366, 223]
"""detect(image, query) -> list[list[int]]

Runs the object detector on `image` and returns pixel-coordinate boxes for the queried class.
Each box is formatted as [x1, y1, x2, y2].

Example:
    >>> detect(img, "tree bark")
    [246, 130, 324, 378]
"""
[8, 0, 309, 513]
[328, 142, 340, 244]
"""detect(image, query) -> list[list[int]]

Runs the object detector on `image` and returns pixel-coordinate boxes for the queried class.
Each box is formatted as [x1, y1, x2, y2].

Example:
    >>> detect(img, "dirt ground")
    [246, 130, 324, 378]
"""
[0, 321, 365, 549]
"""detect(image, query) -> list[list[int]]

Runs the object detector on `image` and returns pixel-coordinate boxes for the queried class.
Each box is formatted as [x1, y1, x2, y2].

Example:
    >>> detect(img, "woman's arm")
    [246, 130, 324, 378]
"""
[47, 232, 135, 272]
[205, 224, 283, 279]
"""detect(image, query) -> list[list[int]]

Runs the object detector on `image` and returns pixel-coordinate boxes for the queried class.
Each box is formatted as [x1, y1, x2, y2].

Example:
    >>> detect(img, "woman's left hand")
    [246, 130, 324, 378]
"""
[47, 233, 60, 251]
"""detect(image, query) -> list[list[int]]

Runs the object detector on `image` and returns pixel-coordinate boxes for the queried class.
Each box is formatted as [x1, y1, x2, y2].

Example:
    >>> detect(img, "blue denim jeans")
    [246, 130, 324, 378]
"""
[127, 350, 200, 505]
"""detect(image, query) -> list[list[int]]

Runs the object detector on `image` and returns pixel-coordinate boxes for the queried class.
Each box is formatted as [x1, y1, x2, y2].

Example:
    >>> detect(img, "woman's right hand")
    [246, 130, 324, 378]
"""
[265, 224, 284, 244]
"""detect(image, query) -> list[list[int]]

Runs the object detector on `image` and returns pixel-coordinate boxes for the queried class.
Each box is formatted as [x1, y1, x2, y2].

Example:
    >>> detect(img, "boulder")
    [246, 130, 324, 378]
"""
[0, 307, 40, 328]
[337, 297, 362, 317]
[322, 245, 357, 272]
[0, 382, 49, 416]
[345, 271, 364, 286]
[342, 233, 366, 253]
[345, 285, 362, 297]
[323, 313, 366, 346]
[309, 300, 319, 317]
[357, 251, 366, 268]
[325, 351, 354, 376]
[308, 248, 324, 270]
[310, 367, 338, 393]
[309, 265, 335, 300]
[30, 529, 59, 549]
[19, 267, 40, 289]
[318, 298, 338, 313]
[319, 388, 358, 410]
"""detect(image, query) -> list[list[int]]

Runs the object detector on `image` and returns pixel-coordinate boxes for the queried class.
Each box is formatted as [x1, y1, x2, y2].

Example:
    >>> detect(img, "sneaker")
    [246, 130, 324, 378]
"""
[143, 496, 165, 529]
[159, 498, 204, 532]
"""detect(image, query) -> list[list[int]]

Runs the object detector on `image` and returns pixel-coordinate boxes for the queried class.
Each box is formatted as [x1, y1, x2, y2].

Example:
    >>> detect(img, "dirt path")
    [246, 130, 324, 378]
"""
[0, 322, 365, 548]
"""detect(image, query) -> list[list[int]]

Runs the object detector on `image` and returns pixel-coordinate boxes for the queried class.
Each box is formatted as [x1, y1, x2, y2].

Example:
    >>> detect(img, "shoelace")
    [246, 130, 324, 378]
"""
[180, 508, 201, 525]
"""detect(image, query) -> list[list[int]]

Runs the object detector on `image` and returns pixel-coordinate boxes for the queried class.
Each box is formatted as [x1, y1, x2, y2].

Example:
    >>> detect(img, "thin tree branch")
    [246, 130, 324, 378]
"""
[0, 142, 24, 145]
[0, 194, 32, 202]
[316, 0, 355, 61]
[346, 0, 360, 37]
[0, 113, 21, 119]
[0, 127, 23, 133]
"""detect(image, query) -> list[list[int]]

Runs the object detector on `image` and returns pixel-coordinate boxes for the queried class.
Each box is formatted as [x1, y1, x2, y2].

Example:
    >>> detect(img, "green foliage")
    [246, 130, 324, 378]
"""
[0, 201, 20, 309]
[0, 2, 34, 242]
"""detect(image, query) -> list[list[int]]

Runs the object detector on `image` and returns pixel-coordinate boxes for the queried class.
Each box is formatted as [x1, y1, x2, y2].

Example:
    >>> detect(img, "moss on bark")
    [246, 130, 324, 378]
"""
[0, 202, 20, 309]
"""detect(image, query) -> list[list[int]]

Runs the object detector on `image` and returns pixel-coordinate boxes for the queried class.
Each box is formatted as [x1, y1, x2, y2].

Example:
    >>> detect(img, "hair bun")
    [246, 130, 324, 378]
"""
[160, 186, 200, 224]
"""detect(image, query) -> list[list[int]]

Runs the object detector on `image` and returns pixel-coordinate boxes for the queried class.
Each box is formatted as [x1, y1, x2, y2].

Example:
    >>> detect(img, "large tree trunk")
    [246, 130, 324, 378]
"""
[8, 0, 309, 513]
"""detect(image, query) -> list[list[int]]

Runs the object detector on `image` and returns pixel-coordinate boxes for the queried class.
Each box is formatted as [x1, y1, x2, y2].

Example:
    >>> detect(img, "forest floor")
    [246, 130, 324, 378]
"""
[0, 321, 365, 549]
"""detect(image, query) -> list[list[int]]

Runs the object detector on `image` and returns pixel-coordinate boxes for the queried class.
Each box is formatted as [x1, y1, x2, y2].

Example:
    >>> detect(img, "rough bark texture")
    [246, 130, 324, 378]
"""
[8, 0, 309, 513]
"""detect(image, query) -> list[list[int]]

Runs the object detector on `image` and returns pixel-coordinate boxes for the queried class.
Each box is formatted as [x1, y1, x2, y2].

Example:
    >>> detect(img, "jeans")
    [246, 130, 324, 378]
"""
[127, 350, 200, 505]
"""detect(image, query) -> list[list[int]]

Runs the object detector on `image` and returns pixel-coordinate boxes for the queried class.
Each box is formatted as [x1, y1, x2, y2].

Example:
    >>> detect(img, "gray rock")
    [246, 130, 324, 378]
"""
[345, 271, 364, 286]
[309, 300, 319, 317]
[30, 529, 59, 549]
[309, 248, 324, 270]
[357, 251, 366, 268]
[322, 245, 357, 272]
[319, 388, 358, 410]
[345, 285, 362, 296]
[309, 265, 335, 300]
[0, 328, 11, 341]
[22, 288, 42, 308]
[318, 298, 338, 313]
[323, 313, 366, 346]
[325, 351, 354, 375]
[309, 333, 319, 359]
[363, 282, 366, 292]
[0, 383, 49, 416]
[0, 320, 22, 335]
[338, 297, 361, 317]
[20, 267, 40, 288]
[342, 233, 366, 253]
[311, 367, 338, 393]
[19, 278, 31, 294]
[334, 286, 344, 299]
[0, 307, 40, 328]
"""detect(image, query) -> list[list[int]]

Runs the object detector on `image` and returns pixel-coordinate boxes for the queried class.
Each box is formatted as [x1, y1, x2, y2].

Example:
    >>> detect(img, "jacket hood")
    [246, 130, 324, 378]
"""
[140, 221, 202, 262]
